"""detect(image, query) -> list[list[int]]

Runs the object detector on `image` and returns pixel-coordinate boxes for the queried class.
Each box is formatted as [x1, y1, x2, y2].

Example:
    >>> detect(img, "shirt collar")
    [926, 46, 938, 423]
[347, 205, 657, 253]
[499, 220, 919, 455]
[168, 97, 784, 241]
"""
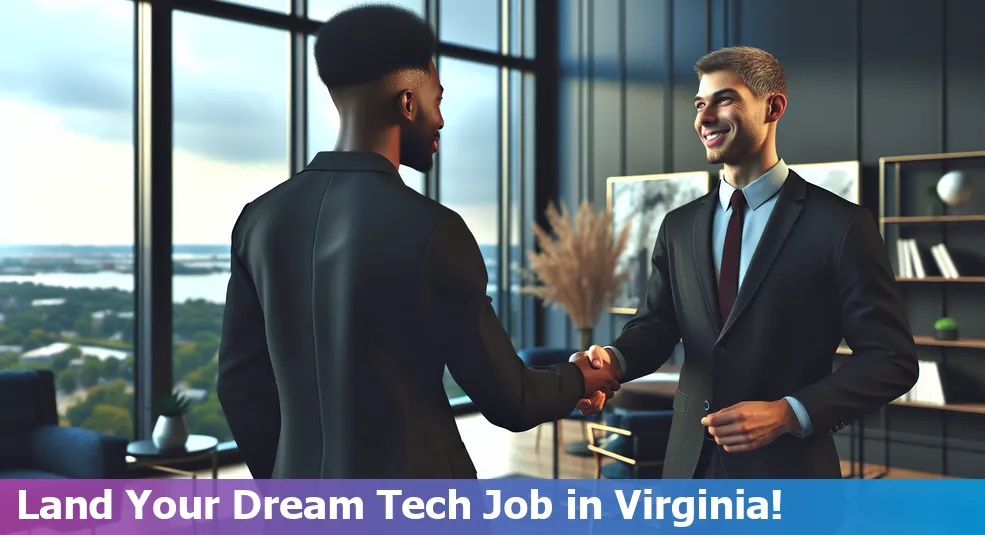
[718, 159, 789, 211]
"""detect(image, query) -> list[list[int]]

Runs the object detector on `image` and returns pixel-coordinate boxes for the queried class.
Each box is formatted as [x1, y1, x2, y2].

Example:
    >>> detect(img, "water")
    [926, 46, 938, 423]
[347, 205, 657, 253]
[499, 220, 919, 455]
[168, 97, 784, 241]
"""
[0, 271, 231, 303]
[0, 271, 501, 303]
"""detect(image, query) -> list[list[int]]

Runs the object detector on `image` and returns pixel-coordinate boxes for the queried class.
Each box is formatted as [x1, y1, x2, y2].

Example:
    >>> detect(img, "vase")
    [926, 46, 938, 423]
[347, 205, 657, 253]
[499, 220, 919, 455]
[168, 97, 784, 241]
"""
[578, 327, 593, 351]
[152, 415, 189, 450]
[935, 328, 958, 341]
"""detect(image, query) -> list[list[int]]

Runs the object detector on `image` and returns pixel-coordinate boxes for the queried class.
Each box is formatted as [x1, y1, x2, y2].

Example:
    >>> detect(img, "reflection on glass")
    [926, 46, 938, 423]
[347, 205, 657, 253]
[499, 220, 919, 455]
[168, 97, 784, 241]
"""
[507, 70, 535, 348]
[437, 58, 500, 400]
[437, 58, 500, 310]
[172, 13, 291, 443]
[439, 0, 500, 52]
[308, 0, 422, 22]
[306, 38, 424, 193]
[225, 0, 288, 14]
[510, 0, 536, 59]
[0, 0, 135, 439]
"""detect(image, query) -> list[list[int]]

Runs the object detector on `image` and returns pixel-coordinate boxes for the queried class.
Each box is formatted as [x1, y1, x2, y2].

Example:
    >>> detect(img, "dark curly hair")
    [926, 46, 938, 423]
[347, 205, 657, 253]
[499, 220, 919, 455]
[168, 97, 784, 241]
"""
[313, 4, 436, 89]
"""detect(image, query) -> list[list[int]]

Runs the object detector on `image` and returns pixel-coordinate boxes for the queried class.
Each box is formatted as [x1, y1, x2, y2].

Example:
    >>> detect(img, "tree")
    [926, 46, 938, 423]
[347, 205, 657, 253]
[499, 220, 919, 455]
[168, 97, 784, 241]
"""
[0, 351, 19, 370]
[56, 369, 78, 394]
[52, 345, 82, 373]
[79, 356, 103, 388]
[80, 405, 133, 440]
[66, 380, 132, 429]
[21, 328, 53, 351]
[101, 356, 121, 379]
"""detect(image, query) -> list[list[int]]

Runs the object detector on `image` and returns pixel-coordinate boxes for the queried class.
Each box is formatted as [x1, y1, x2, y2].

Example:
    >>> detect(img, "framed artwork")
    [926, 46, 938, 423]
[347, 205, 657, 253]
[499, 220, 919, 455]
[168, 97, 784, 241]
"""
[718, 160, 862, 204]
[607, 171, 711, 314]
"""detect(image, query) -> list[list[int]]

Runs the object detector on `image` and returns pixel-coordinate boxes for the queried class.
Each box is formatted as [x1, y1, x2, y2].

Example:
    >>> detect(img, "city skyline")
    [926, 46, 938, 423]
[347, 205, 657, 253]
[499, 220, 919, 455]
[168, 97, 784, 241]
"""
[0, 0, 502, 248]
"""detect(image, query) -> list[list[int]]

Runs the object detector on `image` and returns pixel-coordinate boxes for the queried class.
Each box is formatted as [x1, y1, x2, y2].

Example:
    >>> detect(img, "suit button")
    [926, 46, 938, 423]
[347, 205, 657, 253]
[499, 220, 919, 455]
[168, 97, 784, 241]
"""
[703, 400, 710, 411]
[715, 348, 724, 356]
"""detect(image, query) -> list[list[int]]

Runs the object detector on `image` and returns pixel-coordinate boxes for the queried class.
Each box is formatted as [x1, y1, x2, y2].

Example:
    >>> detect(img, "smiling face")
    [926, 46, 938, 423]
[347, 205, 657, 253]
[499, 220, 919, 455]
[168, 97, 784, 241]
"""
[693, 70, 774, 166]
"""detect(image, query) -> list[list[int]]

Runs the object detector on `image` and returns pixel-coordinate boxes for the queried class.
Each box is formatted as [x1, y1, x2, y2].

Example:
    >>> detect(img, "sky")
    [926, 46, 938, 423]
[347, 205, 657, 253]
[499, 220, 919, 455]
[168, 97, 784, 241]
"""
[0, 0, 508, 246]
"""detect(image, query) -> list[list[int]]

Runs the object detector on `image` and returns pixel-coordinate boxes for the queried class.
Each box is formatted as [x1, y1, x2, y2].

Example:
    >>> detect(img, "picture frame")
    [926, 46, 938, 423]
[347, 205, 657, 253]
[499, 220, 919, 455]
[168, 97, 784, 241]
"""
[718, 160, 862, 204]
[607, 171, 712, 314]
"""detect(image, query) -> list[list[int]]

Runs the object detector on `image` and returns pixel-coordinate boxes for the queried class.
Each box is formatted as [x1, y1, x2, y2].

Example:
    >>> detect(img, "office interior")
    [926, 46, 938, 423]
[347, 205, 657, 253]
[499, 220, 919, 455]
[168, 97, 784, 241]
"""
[1, 0, 983, 480]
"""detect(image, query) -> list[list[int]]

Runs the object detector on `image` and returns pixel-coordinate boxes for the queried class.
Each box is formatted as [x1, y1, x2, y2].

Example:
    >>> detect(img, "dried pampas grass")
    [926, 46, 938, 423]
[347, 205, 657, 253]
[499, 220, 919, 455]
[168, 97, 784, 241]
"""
[521, 200, 630, 330]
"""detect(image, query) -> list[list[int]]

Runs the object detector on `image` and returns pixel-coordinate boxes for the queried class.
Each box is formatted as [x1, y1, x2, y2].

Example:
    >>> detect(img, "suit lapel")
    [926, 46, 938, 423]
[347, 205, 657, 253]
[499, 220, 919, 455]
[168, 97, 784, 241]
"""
[718, 171, 807, 341]
[692, 192, 721, 332]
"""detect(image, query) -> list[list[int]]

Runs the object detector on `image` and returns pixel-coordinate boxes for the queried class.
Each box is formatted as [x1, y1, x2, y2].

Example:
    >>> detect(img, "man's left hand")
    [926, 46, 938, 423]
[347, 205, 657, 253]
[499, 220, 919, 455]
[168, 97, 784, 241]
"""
[701, 400, 798, 453]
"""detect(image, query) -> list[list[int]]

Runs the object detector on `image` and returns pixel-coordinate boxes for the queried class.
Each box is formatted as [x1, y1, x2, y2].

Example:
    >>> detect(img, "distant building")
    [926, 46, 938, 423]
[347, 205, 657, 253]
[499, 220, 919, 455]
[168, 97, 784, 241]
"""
[31, 298, 66, 307]
[178, 388, 208, 402]
[21, 342, 130, 364]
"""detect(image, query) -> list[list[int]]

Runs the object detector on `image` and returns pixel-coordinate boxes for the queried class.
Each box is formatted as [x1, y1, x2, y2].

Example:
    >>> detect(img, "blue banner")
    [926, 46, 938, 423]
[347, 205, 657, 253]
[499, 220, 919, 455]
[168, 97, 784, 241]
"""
[1, 478, 980, 534]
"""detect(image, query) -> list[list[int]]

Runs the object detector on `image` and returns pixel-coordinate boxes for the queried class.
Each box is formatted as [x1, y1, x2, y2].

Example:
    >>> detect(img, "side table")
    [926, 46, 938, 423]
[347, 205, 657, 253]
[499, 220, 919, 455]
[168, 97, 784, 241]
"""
[127, 434, 219, 479]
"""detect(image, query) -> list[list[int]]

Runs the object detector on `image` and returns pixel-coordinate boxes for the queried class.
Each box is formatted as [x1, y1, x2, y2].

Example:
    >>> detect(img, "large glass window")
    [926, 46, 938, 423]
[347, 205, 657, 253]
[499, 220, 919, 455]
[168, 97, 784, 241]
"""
[226, 0, 288, 14]
[171, 12, 291, 443]
[0, 0, 135, 439]
[308, 0, 422, 23]
[507, 70, 535, 348]
[439, 0, 500, 53]
[306, 37, 425, 193]
[437, 58, 501, 311]
[436, 58, 501, 401]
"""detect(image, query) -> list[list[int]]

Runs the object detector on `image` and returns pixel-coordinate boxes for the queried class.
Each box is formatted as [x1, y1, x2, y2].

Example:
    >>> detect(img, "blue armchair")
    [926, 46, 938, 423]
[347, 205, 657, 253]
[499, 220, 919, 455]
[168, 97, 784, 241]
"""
[0, 369, 129, 478]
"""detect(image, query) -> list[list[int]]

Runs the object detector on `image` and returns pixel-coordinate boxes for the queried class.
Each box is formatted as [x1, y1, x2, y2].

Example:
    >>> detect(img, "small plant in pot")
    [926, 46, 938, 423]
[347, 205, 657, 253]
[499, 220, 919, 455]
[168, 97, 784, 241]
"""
[152, 391, 191, 450]
[934, 317, 959, 341]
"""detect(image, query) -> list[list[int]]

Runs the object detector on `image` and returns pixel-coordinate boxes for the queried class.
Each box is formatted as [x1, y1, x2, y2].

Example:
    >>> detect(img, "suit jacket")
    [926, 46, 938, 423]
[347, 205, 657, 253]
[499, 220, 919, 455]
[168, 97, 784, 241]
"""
[610, 170, 919, 479]
[216, 151, 586, 479]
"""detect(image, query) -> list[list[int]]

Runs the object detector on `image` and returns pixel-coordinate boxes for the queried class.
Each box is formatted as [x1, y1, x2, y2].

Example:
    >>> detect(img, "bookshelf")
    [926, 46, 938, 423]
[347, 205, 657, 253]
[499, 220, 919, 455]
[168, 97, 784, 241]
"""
[874, 149, 985, 476]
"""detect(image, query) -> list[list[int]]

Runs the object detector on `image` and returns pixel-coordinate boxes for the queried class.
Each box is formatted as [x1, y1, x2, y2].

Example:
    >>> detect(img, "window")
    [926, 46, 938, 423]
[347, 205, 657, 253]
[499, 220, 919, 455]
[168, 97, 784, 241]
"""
[306, 37, 425, 193]
[439, 0, 500, 53]
[435, 58, 501, 401]
[437, 58, 501, 310]
[171, 12, 291, 443]
[308, 0, 422, 22]
[508, 70, 536, 348]
[510, 0, 536, 59]
[0, 0, 135, 439]
[225, 0, 288, 14]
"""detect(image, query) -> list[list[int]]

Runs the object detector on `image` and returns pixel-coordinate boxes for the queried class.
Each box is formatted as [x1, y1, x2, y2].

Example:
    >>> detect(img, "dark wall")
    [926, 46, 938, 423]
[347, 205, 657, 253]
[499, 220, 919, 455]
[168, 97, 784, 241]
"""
[547, 0, 985, 477]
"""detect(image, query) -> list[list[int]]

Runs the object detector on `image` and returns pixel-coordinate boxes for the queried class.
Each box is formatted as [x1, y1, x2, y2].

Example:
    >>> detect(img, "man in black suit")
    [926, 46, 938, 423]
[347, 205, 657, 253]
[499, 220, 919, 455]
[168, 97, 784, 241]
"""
[216, 5, 619, 479]
[575, 46, 918, 478]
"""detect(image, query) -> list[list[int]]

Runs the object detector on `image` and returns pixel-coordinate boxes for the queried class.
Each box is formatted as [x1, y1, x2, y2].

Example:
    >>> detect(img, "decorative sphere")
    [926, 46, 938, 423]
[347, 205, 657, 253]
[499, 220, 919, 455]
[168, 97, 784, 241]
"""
[936, 170, 973, 206]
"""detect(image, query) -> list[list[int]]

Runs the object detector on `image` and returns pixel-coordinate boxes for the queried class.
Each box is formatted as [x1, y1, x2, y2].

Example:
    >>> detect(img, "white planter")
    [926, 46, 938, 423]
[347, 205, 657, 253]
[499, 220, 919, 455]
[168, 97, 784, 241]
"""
[152, 415, 189, 450]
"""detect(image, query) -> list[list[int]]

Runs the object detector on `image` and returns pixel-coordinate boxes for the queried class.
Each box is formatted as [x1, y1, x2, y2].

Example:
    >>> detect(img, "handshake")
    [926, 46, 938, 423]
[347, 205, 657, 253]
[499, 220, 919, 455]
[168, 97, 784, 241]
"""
[570, 345, 623, 417]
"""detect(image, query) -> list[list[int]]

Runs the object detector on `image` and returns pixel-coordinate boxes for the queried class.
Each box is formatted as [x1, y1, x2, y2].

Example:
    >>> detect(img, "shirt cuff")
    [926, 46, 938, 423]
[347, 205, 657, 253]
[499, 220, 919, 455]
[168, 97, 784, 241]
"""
[784, 396, 814, 438]
[603, 346, 628, 380]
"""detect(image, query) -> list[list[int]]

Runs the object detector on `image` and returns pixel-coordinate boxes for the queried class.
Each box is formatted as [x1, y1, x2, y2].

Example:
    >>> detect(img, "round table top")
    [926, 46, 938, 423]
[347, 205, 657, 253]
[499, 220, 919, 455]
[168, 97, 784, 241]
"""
[127, 434, 219, 458]
[609, 364, 680, 412]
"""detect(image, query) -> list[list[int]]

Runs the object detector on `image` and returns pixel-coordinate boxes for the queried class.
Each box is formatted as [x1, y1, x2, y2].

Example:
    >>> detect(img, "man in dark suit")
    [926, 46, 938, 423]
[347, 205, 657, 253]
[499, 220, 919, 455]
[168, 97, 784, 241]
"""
[216, 5, 619, 479]
[575, 46, 918, 478]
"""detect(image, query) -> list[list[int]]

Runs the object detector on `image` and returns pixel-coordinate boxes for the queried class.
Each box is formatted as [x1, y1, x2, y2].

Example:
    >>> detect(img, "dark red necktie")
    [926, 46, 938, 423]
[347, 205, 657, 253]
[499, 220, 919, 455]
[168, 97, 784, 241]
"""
[718, 190, 747, 325]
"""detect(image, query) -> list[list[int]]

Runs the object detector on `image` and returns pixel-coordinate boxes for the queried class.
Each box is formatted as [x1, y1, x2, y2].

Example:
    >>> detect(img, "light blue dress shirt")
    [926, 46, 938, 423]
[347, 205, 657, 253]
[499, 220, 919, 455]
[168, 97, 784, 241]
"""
[604, 159, 814, 438]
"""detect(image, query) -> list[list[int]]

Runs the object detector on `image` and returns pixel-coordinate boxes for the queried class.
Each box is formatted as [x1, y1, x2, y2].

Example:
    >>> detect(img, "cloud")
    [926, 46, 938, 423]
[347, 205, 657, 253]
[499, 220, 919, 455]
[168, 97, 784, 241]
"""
[0, 0, 518, 244]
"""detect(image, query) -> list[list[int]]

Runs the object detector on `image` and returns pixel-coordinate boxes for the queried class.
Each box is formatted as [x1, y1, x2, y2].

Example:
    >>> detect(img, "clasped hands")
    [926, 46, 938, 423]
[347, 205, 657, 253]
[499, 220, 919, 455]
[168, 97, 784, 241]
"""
[571, 345, 800, 453]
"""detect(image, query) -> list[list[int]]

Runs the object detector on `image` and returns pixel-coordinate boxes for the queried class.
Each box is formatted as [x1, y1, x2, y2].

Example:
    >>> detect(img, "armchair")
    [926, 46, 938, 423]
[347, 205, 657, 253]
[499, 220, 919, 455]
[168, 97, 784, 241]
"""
[0, 369, 129, 478]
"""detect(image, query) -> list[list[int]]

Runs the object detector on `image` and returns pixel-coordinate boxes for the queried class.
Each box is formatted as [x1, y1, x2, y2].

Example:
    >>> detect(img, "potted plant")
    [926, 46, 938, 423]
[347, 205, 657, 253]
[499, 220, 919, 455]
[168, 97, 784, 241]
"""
[521, 200, 631, 349]
[151, 391, 191, 450]
[934, 317, 958, 341]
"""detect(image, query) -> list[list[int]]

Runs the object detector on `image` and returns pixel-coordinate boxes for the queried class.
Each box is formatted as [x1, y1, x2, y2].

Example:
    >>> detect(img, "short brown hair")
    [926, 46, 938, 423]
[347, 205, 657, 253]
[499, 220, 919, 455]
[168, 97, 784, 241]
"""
[695, 46, 787, 97]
